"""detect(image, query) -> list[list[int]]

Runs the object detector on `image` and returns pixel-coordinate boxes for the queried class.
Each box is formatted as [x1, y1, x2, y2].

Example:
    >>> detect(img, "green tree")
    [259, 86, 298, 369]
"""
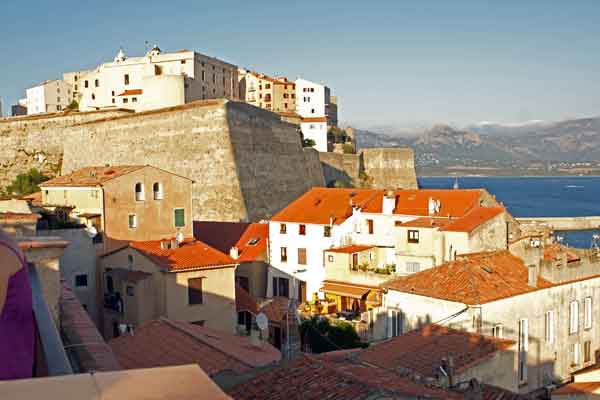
[299, 316, 366, 353]
[303, 138, 316, 147]
[5, 168, 50, 197]
[66, 100, 79, 110]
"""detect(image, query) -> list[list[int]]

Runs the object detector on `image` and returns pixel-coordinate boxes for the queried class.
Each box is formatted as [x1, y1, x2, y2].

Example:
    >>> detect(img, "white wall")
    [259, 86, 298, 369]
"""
[26, 80, 72, 114]
[295, 78, 326, 118]
[300, 121, 328, 152]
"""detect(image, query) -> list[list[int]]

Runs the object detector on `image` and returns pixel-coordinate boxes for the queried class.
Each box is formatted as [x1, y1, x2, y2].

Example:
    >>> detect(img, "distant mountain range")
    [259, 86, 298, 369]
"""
[354, 116, 600, 163]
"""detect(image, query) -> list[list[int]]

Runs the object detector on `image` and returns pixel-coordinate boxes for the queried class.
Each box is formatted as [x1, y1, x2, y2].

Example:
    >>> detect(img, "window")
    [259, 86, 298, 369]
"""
[128, 214, 137, 229]
[132, 97, 137, 103]
[135, 182, 144, 201]
[299, 224, 306, 235]
[84, 80, 89, 88]
[112, 91, 115, 96]
[406, 262, 420, 273]
[153, 182, 163, 200]
[123, 98, 128, 104]
[280, 247, 287, 262]
[236, 276, 250, 292]
[572, 342, 581, 366]
[202, 70, 205, 81]
[126, 285, 135, 296]
[298, 248, 307, 265]
[585, 341, 592, 363]
[545, 310, 555, 343]
[327, 255, 334, 262]
[272, 277, 289, 297]
[57, 97, 61, 103]
[408, 230, 419, 243]
[324, 226, 331, 237]
[390, 310, 403, 337]
[266, 83, 271, 89]
[585, 297, 592, 329]
[518, 318, 528, 383]
[492, 324, 503, 338]
[181, 60, 186, 64]
[95, 79, 99, 87]
[570, 301, 579, 334]
[91, 93, 95, 100]
[188, 278, 203, 304]
[75, 274, 88, 287]
[112, 98, 115, 104]
[127, 254, 133, 265]
[174, 208, 185, 228]
[367, 219, 374, 234]
[124, 74, 130, 85]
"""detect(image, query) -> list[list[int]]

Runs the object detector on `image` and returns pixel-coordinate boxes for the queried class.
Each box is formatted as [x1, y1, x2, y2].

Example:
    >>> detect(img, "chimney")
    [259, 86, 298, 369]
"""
[527, 264, 537, 287]
[382, 190, 395, 215]
[230, 246, 239, 259]
[171, 239, 179, 249]
[160, 240, 170, 250]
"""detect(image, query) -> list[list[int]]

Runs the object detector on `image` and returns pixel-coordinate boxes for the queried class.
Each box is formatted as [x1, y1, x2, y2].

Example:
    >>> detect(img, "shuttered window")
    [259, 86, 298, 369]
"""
[298, 248, 307, 265]
[174, 209, 185, 227]
[585, 297, 592, 329]
[570, 301, 579, 334]
[188, 278, 203, 305]
[545, 310, 555, 343]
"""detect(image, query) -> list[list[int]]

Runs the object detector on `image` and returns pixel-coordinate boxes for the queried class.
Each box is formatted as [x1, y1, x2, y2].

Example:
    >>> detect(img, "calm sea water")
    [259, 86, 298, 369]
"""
[418, 176, 600, 248]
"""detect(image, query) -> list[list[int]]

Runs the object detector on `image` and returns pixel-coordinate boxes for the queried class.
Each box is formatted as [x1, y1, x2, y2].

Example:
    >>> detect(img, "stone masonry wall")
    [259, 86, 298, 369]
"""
[0, 109, 133, 188]
[61, 100, 324, 222]
[318, 148, 418, 189]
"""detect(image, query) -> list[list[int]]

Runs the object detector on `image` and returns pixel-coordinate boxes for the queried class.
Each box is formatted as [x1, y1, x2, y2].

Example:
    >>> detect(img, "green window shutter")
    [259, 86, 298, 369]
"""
[174, 209, 185, 227]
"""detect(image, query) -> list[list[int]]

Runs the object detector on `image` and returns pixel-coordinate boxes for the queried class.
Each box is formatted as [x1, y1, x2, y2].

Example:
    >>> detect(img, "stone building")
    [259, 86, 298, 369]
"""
[25, 80, 73, 115]
[379, 250, 600, 395]
[98, 238, 237, 338]
[39, 165, 193, 241]
[64, 47, 238, 112]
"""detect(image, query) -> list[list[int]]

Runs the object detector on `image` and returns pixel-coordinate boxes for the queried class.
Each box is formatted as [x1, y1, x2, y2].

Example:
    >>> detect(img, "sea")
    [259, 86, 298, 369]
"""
[418, 176, 600, 249]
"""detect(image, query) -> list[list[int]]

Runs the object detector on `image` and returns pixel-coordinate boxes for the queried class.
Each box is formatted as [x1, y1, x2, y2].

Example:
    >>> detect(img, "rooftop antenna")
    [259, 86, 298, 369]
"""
[144, 40, 150, 53]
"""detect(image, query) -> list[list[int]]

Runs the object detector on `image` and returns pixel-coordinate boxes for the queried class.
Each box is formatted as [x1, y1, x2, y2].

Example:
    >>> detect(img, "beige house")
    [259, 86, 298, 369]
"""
[99, 238, 237, 338]
[39, 165, 193, 241]
[238, 69, 296, 114]
[553, 364, 600, 399]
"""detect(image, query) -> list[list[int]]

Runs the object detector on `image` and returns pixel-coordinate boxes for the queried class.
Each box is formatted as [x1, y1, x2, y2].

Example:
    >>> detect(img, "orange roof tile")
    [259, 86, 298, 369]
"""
[110, 318, 280, 375]
[271, 188, 380, 225]
[118, 89, 143, 96]
[358, 324, 515, 376]
[130, 238, 236, 272]
[553, 381, 600, 395]
[40, 165, 145, 187]
[301, 117, 327, 123]
[399, 217, 453, 229]
[383, 251, 554, 305]
[544, 243, 581, 263]
[325, 244, 374, 254]
[228, 353, 462, 400]
[236, 284, 260, 314]
[440, 207, 504, 233]
[321, 281, 374, 299]
[193, 221, 268, 263]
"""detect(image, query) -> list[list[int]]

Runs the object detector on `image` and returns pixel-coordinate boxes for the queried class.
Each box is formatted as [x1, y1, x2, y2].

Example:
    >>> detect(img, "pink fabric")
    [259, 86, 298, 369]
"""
[0, 240, 35, 380]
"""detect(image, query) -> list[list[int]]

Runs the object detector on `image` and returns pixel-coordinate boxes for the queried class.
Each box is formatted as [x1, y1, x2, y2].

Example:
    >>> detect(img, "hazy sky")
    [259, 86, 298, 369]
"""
[1, 1, 599, 127]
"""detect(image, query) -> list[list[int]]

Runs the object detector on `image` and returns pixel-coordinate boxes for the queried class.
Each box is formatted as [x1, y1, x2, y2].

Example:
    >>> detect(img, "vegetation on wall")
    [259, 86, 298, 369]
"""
[299, 316, 367, 353]
[2, 168, 50, 197]
[66, 100, 79, 111]
[303, 138, 317, 147]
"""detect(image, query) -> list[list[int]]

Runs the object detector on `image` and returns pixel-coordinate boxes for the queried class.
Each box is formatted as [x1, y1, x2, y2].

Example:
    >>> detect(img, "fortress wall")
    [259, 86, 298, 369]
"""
[0, 110, 133, 188]
[360, 147, 418, 189]
[62, 100, 324, 222]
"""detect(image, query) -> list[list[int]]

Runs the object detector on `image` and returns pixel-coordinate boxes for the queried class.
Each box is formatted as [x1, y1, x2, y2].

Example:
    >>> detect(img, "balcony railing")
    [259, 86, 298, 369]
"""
[28, 263, 73, 376]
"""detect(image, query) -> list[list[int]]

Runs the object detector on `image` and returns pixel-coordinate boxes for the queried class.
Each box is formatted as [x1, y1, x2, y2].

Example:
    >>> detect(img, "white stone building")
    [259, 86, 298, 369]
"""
[267, 187, 508, 302]
[25, 80, 73, 115]
[380, 250, 600, 395]
[295, 78, 338, 152]
[63, 46, 238, 112]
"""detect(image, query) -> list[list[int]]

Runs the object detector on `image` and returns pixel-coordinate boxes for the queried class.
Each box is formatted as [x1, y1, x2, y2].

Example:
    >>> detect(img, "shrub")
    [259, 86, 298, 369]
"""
[299, 316, 366, 353]
[4, 168, 50, 196]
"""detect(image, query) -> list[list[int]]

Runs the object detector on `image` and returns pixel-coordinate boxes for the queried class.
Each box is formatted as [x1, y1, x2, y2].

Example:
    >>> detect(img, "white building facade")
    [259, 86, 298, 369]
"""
[26, 80, 73, 115]
[64, 46, 238, 112]
[295, 78, 337, 152]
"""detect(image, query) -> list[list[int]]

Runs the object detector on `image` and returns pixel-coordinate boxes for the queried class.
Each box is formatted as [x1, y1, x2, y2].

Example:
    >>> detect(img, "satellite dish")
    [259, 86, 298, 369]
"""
[85, 225, 98, 238]
[176, 231, 184, 244]
[255, 312, 268, 331]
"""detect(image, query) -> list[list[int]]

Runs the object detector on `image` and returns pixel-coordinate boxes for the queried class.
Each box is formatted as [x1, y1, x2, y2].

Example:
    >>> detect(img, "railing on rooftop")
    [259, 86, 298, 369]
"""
[27, 263, 73, 377]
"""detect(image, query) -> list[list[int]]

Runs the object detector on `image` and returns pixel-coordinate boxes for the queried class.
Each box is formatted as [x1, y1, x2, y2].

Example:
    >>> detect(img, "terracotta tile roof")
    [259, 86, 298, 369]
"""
[321, 281, 376, 299]
[544, 243, 581, 263]
[440, 207, 505, 233]
[97, 236, 130, 257]
[107, 267, 152, 282]
[60, 281, 121, 372]
[301, 117, 327, 123]
[325, 244, 374, 254]
[193, 221, 268, 263]
[110, 318, 280, 376]
[236, 284, 260, 314]
[399, 217, 453, 229]
[19, 191, 42, 206]
[383, 250, 554, 305]
[130, 238, 236, 272]
[271, 188, 380, 225]
[271, 188, 486, 225]
[362, 189, 484, 217]
[118, 89, 143, 96]
[358, 324, 515, 376]
[553, 381, 600, 395]
[40, 165, 145, 187]
[228, 353, 462, 400]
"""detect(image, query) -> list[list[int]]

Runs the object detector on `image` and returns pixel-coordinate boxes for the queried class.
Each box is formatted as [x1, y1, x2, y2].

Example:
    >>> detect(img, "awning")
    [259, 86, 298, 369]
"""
[77, 213, 101, 218]
[321, 282, 371, 299]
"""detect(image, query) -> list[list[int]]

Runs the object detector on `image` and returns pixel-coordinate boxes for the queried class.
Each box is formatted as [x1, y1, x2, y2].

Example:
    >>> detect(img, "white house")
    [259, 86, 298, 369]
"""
[295, 78, 337, 152]
[25, 80, 73, 115]
[268, 187, 508, 302]
[63, 46, 238, 112]
[380, 250, 600, 395]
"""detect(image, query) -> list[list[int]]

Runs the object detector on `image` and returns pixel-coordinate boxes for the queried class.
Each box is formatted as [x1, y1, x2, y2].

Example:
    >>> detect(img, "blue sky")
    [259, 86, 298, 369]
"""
[1, 1, 599, 127]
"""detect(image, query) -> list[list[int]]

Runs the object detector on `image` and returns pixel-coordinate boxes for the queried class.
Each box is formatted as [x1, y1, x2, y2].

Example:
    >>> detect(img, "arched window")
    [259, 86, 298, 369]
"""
[153, 182, 163, 200]
[135, 183, 144, 201]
